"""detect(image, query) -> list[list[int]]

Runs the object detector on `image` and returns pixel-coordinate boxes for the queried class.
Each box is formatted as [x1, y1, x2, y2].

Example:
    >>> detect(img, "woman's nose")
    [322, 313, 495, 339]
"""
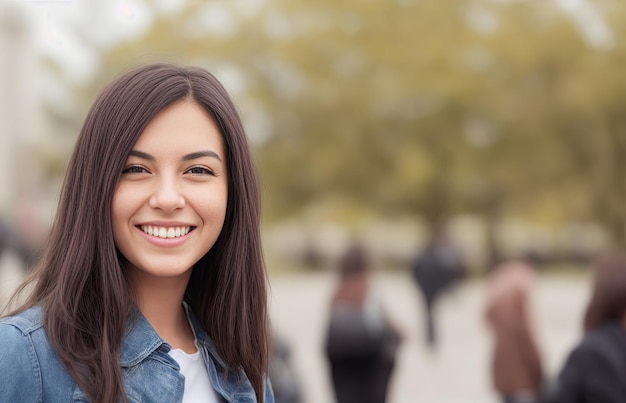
[149, 178, 185, 212]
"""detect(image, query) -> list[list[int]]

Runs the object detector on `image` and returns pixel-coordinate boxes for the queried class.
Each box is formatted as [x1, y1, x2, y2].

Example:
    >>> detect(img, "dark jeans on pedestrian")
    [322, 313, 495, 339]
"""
[503, 394, 542, 403]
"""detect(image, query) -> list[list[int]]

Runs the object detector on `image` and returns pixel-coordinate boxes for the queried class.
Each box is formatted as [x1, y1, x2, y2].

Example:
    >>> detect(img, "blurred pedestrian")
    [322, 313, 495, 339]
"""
[411, 228, 466, 349]
[552, 253, 626, 403]
[0, 215, 40, 272]
[0, 216, 10, 258]
[484, 260, 545, 403]
[324, 243, 401, 403]
[269, 333, 303, 403]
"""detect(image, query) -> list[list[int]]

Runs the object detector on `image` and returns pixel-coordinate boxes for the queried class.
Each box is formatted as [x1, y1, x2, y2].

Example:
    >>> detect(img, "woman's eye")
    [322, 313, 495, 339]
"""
[187, 166, 214, 175]
[122, 165, 147, 174]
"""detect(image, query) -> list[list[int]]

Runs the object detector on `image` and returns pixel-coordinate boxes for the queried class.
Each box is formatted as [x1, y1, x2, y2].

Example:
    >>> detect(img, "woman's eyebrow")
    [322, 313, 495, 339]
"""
[182, 150, 222, 162]
[127, 150, 222, 162]
[128, 150, 154, 160]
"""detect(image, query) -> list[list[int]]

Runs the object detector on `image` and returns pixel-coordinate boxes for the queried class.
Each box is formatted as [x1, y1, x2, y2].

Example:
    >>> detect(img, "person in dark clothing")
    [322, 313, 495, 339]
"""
[324, 244, 401, 403]
[0, 216, 40, 272]
[411, 229, 466, 349]
[269, 334, 303, 403]
[0, 217, 9, 258]
[552, 253, 626, 403]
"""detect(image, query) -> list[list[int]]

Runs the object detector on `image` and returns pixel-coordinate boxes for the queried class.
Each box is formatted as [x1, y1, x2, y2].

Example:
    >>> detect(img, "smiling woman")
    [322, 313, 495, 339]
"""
[0, 64, 274, 403]
[113, 100, 228, 286]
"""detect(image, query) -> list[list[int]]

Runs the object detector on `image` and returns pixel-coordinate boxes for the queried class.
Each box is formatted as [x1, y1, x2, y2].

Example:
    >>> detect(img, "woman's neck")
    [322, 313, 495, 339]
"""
[129, 273, 197, 353]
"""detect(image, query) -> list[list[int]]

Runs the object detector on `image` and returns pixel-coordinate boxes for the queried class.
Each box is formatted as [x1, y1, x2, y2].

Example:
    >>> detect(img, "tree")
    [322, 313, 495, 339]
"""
[43, 0, 626, 248]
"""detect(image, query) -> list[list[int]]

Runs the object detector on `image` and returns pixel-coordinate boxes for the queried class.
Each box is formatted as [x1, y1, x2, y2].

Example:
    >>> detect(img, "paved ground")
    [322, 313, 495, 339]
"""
[269, 269, 591, 403]
[0, 252, 592, 403]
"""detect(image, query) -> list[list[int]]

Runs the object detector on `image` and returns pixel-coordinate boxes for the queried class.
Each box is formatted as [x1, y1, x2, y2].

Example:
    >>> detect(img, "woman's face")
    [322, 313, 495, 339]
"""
[112, 100, 228, 284]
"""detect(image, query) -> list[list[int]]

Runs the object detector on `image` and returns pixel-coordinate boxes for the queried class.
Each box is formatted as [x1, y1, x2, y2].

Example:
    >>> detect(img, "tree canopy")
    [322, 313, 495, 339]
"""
[42, 0, 626, 249]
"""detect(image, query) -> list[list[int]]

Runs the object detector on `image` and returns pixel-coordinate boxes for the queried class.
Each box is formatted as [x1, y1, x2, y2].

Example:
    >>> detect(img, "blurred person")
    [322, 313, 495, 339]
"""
[0, 63, 274, 402]
[269, 333, 303, 403]
[324, 243, 401, 403]
[411, 228, 467, 349]
[484, 260, 545, 403]
[552, 253, 626, 403]
[0, 216, 10, 258]
[0, 214, 41, 272]
[13, 196, 50, 270]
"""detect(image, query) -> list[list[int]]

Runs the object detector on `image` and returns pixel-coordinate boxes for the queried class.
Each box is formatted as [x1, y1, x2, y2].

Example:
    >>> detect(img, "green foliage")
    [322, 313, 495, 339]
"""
[44, 0, 626, 245]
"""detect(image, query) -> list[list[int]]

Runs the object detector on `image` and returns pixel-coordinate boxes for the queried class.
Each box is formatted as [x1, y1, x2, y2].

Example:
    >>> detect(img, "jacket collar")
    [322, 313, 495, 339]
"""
[182, 301, 228, 368]
[119, 302, 228, 370]
[119, 306, 166, 368]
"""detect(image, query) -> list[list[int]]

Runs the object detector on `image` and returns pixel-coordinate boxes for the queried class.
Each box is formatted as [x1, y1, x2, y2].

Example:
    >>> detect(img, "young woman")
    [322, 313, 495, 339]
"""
[552, 253, 626, 403]
[0, 63, 274, 402]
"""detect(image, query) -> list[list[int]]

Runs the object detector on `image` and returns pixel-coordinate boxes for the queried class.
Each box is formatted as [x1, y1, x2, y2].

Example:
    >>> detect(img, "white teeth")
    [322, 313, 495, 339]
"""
[140, 226, 191, 239]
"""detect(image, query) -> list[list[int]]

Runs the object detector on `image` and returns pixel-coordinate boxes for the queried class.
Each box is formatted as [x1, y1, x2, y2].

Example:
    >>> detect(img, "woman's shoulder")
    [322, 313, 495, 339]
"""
[0, 306, 44, 335]
[579, 322, 626, 352]
[0, 306, 47, 364]
[565, 322, 626, 372]
[0, 307, 46, 401]
[555, 323, 626, 402]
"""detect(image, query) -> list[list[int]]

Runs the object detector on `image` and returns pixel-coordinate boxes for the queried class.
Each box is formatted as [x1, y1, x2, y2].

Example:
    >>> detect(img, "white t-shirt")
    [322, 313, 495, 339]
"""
[169, 345, 220, 403]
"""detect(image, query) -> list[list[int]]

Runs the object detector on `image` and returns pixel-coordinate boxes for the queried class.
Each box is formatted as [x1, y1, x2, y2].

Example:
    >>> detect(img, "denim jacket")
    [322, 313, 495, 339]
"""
[0, 304, 274, 403]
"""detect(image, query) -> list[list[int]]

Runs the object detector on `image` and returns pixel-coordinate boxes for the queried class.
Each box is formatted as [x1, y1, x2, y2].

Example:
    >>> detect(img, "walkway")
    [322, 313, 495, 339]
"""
[270, 270, 590, 403]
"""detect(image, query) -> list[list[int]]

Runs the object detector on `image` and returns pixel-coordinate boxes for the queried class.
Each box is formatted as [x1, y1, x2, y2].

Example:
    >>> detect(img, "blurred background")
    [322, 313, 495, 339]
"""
[0, 0, 624, 402]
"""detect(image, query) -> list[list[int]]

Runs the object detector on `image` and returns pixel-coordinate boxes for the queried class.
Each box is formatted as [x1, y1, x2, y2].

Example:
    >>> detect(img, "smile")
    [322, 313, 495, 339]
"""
[139, 225, 193, 239]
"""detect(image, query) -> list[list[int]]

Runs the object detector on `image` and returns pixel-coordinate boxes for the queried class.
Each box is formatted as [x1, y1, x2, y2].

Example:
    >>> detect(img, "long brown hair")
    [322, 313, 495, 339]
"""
[7, 63, 269, 402]
[583, 253, 626, 332]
